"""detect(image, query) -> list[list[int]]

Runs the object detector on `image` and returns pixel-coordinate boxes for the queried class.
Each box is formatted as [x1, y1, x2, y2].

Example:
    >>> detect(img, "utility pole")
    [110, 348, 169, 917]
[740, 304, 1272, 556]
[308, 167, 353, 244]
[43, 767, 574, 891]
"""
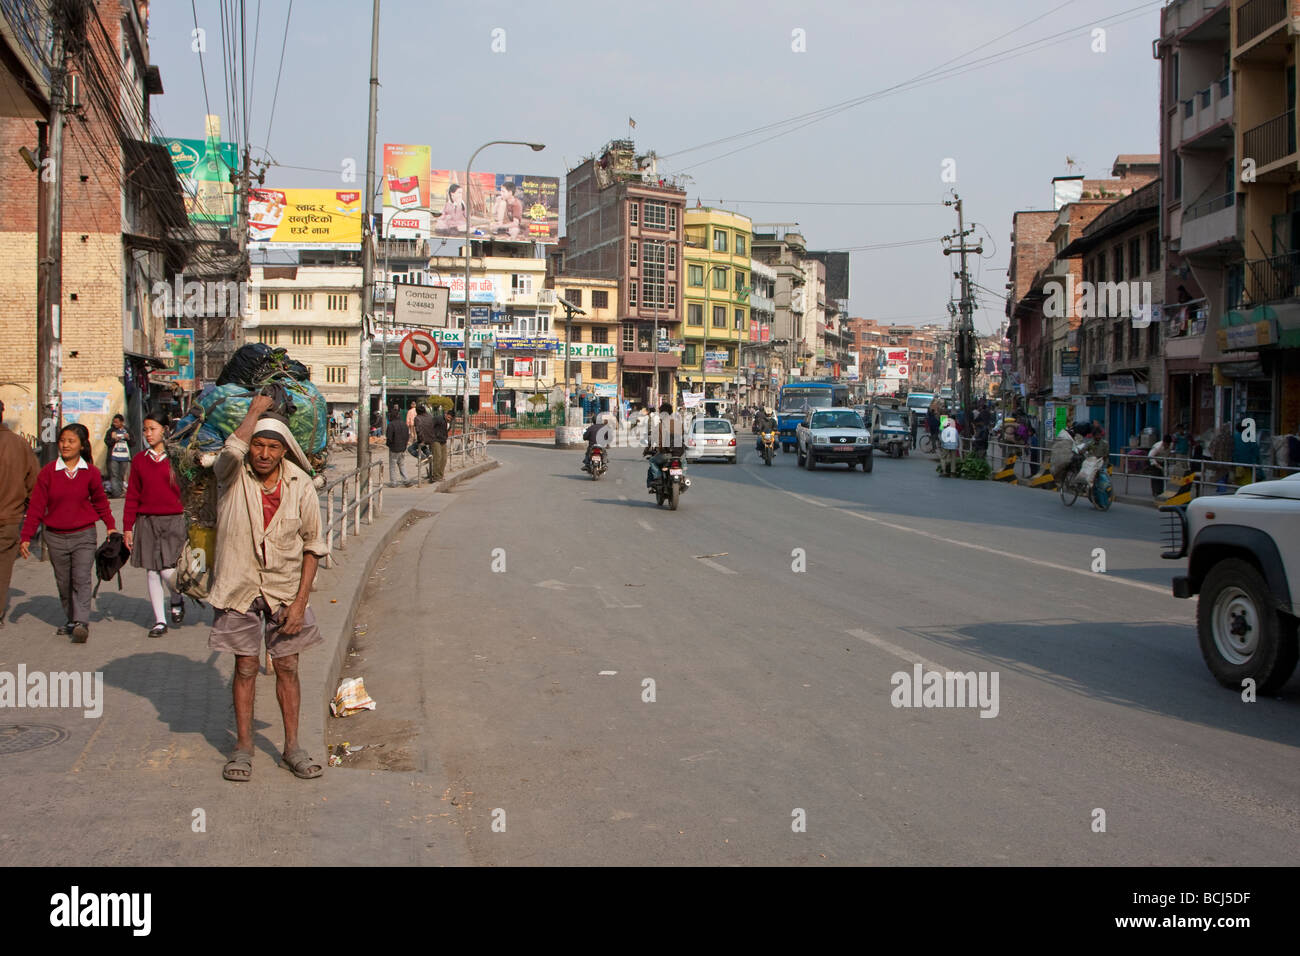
[357, 0, 380, 478]
[943, 194, 982, 423]
[36, 0, 71, 465]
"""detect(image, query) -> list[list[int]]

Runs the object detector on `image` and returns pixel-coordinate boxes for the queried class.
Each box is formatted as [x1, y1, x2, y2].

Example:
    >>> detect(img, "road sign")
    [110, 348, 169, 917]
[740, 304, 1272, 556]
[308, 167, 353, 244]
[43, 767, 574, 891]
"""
[451, 359, 467, 376]
[399, 330, 439, 371]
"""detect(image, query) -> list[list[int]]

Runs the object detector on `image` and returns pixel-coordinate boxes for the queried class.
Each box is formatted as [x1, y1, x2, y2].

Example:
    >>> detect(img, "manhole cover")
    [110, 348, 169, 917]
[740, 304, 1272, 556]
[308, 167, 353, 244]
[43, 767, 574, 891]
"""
[0, 724, 69, 755]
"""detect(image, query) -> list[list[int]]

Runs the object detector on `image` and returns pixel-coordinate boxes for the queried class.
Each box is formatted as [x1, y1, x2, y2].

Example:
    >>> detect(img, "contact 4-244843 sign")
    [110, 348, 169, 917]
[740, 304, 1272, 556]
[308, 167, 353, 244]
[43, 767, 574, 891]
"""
[399, 330, 439, 371]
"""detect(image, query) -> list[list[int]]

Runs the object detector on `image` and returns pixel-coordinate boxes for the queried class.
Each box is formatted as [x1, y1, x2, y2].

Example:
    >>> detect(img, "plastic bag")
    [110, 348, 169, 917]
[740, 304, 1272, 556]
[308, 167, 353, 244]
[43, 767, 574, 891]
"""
[331, 677, 377, 717]
[217, 343, 311, 388]
[1078, 455, 1103, 486]
[174, 380, 329, 458]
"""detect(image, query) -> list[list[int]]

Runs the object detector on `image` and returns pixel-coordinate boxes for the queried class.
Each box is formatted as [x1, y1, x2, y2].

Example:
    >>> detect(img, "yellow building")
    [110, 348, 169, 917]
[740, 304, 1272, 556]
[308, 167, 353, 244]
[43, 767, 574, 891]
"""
[682, 208, 752, 405]
[549, 276, 621, 413]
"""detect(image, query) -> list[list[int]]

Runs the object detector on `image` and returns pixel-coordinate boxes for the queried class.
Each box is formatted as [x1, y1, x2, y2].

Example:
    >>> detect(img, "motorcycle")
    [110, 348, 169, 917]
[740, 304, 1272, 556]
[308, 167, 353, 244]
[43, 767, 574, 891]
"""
[648, 454, 690, 510]
[759, 429, 777, 466]
[583, 445, 607, 480]
[1059, 443, 1112, 511]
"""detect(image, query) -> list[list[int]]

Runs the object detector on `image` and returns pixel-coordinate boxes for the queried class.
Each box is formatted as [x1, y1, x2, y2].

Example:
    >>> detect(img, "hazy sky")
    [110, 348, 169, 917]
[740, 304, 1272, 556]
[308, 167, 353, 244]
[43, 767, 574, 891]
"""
[146, 0, 1164, 334]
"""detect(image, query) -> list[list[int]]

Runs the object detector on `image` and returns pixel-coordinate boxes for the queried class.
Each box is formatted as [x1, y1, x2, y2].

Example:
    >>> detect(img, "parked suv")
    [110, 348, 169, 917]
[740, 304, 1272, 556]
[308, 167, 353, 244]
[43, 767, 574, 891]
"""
[1164, 473, 1300, 692]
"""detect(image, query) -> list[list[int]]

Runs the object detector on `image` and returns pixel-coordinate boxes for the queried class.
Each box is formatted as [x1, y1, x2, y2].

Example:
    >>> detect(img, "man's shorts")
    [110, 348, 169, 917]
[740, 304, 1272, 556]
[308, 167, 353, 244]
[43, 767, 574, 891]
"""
[208, 596, 323, 659]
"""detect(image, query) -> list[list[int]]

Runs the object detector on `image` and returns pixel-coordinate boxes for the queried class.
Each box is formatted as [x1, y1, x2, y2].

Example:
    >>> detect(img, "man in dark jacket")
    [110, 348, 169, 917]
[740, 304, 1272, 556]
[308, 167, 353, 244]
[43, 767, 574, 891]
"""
[429, 407, 451, 481]
[385, 404, 411, 486]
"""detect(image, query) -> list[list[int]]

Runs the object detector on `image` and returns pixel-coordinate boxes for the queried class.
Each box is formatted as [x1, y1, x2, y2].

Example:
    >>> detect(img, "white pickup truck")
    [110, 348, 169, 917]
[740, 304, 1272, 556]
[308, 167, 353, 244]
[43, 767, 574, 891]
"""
[1165, 473, 1300, 693]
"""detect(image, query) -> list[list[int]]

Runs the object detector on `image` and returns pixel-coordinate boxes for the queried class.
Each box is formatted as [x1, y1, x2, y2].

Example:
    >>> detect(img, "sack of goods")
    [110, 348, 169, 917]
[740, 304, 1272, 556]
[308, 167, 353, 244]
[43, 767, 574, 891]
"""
[1078, 455, 1104, 487]
[167, 346, 329, 541]
[1049, 435, 1076, 480]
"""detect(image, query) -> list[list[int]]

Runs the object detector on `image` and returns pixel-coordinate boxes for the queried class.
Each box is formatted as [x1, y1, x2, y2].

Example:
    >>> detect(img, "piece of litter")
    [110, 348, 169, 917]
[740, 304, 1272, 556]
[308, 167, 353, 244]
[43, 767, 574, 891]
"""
[694, 553, 728, 559]
[598, 670, 617, 676]
[347, 745, 364, 753]
[328, 755, 343, 767]
[330, 599, 338, 604]
[331, 677, 377, 717]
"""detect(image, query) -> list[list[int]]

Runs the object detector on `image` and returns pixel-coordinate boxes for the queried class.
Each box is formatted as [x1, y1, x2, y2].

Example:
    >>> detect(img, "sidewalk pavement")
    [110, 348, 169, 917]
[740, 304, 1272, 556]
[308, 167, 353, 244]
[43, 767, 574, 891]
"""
[0, 453, 496, 865]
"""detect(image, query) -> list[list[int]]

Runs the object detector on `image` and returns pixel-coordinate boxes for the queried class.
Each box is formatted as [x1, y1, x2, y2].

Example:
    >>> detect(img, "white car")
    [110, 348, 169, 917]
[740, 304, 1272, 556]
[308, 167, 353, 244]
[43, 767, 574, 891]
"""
[684, 417, 737, 463]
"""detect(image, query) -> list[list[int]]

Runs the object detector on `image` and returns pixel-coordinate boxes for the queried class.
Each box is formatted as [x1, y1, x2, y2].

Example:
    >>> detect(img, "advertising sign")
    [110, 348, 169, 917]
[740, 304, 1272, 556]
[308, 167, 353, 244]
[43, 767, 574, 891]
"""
[248, 188, 363, 248]
[382, 143, 432, 239]
[495, 334, 559, 351]
[1059, 347, 1080, 377]
[705, 350, 727, 372]
[155, 123, 238, 224]
[163, 329, 196, 388]
[513, 358, 534, 377]
[393, 283, 449, 328]
[439, 274, 498, 303]
[561, 342, 617, 360]
[430, 170, 560, 243]
[882, 348, 909, 381]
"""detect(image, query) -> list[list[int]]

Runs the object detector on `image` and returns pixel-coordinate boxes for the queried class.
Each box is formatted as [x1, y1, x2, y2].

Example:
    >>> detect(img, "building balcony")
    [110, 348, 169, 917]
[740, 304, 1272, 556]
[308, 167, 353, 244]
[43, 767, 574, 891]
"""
[1241, 109, 1296, 174]
[1180, 191, 1240, 252]
[1236, 0, 1287, 49]
[1244, 250, 1300, 304]
[1173, 76, 1232, 146]
[1164, 0, 1229, 41]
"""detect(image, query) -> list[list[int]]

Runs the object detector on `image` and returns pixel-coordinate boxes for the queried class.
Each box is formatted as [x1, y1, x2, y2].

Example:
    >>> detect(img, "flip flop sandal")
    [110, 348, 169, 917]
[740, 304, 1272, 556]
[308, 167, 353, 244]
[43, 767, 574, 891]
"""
[223, 749, 253, 782]
[280, 747, 323, 779]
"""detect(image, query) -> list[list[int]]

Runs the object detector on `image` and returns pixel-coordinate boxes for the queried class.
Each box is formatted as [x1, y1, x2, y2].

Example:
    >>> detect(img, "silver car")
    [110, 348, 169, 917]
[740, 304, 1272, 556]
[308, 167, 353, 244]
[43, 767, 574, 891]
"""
[796, 408, 874, 472]
[685, 417, 737, 463]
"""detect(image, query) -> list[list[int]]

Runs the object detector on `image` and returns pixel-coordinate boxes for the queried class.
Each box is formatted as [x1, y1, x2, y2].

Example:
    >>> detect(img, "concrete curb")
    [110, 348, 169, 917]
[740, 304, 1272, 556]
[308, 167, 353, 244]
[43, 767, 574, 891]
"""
[308, 457, 499, 749]
[489, 439, 562, 449]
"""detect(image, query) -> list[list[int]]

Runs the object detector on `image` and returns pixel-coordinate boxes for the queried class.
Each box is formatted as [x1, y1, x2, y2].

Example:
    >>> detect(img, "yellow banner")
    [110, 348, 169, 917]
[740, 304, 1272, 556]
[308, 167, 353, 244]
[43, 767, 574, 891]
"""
[248, 188, 363, 247]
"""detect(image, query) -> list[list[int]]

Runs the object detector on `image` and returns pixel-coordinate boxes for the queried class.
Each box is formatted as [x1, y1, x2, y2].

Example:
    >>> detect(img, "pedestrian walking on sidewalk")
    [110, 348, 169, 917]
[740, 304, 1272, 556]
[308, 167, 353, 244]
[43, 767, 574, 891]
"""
[385, 403, 411, 487]
[430, 405, 450, 481]
[206, 395, 328, 782]
[1147, 433, 1172, 497]
[413, 404, 435, 475]
[939, 418, 960, 476]
[0, 399, 40, 628]
[103, 414, 133, 497]
[123, 408, 186, 637]
[18, 424, 116, 642]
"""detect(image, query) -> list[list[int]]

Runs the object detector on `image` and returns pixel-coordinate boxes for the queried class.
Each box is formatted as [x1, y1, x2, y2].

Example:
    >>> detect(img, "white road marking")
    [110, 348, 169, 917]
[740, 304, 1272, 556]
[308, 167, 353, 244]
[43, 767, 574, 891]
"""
[637, 519, 654, 532]
[847, 628, 948, 672]
[743, 467, 1170, 596]
[618, 494, 628, 501]
[697, 557, 737, 575]
[598, 670, 618, 676]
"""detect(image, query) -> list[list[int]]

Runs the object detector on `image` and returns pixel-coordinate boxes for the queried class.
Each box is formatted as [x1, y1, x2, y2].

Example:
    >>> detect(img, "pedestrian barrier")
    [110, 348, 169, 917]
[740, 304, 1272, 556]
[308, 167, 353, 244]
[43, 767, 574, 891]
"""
[453, 426, 489, 465]
[322, 461, 385, 569]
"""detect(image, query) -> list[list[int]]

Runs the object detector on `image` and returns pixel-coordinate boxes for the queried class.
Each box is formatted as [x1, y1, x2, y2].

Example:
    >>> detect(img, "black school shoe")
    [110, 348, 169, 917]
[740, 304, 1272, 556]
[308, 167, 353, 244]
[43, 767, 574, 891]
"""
[169, 598, 185, 627]
[148, 622, 167, 638]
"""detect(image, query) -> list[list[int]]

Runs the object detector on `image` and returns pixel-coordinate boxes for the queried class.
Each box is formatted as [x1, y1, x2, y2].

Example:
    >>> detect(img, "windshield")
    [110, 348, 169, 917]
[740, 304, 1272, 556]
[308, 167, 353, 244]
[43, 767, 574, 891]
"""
[907, 395, 933, 411]
[811, 411, 863, 429]
[879, 413, 906, 428]
[693, 420, 733, 434]
[780, 390, 833, 411]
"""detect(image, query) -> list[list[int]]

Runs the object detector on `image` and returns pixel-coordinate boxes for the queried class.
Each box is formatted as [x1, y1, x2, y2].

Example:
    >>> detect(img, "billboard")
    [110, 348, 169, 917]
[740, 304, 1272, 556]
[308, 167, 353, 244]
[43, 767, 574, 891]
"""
[806, 251, 850, 301]
[248, 188, 363, 248]
[430, 170, 560, 243]
[155, 129, 238, 223]
[383, 143, 432, 239]
[163, 329, 196, 388]
[882, 348, 909, 381]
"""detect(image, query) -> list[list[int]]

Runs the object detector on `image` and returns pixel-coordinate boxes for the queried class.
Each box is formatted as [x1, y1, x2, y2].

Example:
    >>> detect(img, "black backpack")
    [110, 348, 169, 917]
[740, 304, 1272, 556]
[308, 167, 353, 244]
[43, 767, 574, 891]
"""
[93, 532, 131, 598]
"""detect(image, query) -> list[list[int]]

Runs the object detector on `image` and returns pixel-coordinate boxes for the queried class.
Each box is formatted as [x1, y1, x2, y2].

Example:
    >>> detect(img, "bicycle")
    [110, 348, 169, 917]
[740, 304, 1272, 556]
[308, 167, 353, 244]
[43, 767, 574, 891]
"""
[918, 432, 938, 455]
[1059, 449, 1112, 511]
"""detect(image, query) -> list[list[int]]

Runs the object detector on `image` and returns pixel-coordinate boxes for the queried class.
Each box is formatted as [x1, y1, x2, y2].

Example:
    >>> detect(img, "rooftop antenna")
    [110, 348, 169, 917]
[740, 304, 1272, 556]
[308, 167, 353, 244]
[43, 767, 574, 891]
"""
[1065, 155, 1081, 174]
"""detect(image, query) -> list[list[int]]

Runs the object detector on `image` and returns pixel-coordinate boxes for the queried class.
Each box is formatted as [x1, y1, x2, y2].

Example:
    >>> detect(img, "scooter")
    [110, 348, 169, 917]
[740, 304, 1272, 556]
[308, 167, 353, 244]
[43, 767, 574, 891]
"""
[583, 445, 607, 480]
[760, 429, 777, 466]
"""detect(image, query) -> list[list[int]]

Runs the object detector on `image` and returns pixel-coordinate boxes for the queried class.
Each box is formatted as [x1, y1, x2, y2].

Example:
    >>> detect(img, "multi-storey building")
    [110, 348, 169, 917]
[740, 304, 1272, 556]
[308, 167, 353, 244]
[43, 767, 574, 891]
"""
[744, 259, 777, 408]
[0, 0, 188, 462]
[549, 276, 621, 415]
[564, 140, 686, 409]
[681, 207, 752, 406]
[752, 227, 808, 385]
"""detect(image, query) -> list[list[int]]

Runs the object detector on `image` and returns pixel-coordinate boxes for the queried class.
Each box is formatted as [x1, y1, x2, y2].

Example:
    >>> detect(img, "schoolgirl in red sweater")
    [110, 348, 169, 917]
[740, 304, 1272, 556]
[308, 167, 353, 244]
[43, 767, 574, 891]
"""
[19, 423, 115, 642]
[123, 409, 187, 637]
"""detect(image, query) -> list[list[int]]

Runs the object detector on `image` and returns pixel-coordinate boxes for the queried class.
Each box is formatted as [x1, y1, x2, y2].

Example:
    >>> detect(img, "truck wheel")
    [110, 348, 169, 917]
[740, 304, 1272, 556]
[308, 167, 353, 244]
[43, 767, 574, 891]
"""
[1197, 558, 1299, 694]
[796, 444, 805, 466]
[862, 455, 873, 473]
[806, 449, 816, 470]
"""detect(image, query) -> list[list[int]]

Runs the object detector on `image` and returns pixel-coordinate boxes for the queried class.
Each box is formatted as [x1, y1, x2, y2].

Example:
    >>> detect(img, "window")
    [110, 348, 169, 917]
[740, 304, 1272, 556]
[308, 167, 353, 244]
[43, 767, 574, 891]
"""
[1097, 254, 1107, 283]
[326, 294, 349, 311]
[688, 303, 703, 326]
[643, 200, 667, 229]
[564, 289, 582, 307]
[571, 325, 582, 342]
[735, 270, 746, 294]
[591, 290, 608, 309]
[667, 245, 676, 271]
[536, 359, 548, 378]
[712, 268, 728, 290]
[713, 229, 728, 252]
[259, 292, 279, 311]
[1111, 321, 1123, 361]
[592, 362, 609, 378]
[511, 273, 533, 295]
[325, 365, 348, 384]
[685, 344, 697, 366]
[257, 329, 278, 345]
[688, 264, 704, 287]
[326, 329, 347, 347]
[629, 241, 638, 269]
[1147, 230, 1160, 273]
[628, 280, 638, 307]
[712, 305, 726, 329]
[291, 328, 313, 346]
[1147, 319, 1160, 357]
[292, 293, 313, 310]
[629, 202, 639, 227]
[667, 283, 676, 308]
[1129, 237, 1142, 277]
[592, 326, 608, 344]
[736, 234, 746, 256]
[1112, 246, 1124, 283]
[734, 308, 744, 330]
[1129, 322, 1142, 358]
[623, 322, 635, 351]
[668, 206, 677, 230]
[642, 241, 666, 307]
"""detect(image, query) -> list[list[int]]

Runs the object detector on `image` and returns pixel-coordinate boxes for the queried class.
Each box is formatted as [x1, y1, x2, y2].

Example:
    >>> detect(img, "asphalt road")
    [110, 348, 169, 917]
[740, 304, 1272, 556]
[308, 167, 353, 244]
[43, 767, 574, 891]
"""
[377, 440, 1300, 865]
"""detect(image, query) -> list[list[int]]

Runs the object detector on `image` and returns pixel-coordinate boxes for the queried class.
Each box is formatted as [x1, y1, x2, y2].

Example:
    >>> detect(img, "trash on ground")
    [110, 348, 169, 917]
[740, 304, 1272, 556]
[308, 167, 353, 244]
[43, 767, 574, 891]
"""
[330, 677, 377, 717]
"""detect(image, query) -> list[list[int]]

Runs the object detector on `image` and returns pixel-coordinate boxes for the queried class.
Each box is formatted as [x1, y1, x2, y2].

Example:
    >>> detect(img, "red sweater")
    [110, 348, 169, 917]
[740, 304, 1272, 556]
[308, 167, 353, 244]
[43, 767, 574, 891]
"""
[20, 460, 115, 541]
[123, 451, 184, 532]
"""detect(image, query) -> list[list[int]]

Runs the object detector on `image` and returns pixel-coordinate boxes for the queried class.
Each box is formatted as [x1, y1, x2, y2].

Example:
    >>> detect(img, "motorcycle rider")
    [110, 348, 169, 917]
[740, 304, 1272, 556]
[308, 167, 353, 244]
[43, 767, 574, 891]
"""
[582, 412, 612, 472]
[643, 401, 685, 491]
[752, 406, 775, 453]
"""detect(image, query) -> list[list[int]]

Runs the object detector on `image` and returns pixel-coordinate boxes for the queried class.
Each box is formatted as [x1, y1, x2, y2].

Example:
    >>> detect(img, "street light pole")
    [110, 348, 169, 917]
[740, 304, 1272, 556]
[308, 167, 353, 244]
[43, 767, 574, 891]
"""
[461, 140, 545, 442]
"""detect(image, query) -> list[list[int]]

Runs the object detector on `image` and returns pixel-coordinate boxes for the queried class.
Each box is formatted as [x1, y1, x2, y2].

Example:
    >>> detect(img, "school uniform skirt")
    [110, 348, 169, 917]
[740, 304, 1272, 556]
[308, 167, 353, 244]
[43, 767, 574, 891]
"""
[130, 513, 187, 571]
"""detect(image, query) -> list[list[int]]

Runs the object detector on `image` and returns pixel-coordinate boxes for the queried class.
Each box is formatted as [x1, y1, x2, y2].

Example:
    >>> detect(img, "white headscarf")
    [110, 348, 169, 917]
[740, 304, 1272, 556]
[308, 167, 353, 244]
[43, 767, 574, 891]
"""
[251, 416, 313, 474]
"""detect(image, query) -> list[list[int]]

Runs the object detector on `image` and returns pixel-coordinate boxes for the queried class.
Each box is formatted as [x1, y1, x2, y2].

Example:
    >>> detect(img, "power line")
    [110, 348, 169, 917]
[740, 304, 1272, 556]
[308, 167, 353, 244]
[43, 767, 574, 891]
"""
[701, 199, 946, 207]
[262, 0, 294, 158]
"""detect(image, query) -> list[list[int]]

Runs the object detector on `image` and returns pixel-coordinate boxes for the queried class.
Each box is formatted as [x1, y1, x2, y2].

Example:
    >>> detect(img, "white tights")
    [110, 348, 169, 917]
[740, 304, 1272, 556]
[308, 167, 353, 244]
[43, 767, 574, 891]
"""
[147, 568, 179, 623]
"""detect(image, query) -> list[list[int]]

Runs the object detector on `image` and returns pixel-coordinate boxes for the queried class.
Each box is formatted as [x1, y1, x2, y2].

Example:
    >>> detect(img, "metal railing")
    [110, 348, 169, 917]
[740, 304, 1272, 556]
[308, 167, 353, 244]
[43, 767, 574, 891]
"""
[1245, 249, 1300, 305]
[1182, 189, 1234, 223]
[1241, 109, 1295, 169]
[454, 426, 489, 465]
[1238, 0, 1286, 46]
[321, 460, 385, 568]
